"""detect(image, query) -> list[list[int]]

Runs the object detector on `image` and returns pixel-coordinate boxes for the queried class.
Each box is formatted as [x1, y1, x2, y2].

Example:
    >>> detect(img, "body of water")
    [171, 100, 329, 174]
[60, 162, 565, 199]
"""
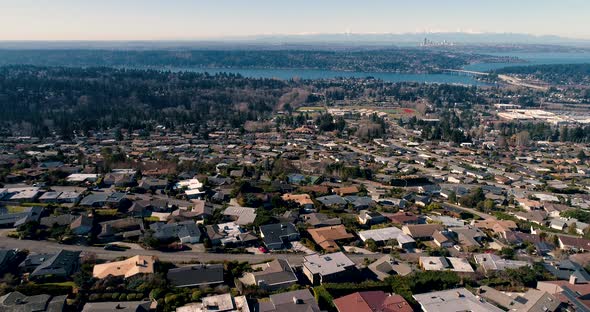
[463, 52, 590, 72]
[177, 67, 492, 86]
[170, 52, 590, 85]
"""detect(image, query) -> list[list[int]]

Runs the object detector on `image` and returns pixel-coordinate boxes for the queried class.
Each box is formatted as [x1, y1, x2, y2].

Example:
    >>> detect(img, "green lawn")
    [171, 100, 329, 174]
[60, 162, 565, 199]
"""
[297, 106, 325, 112]
[42, 281, 76, 287]
[6, 206, 25, 213]
[95, 209, 119, 216]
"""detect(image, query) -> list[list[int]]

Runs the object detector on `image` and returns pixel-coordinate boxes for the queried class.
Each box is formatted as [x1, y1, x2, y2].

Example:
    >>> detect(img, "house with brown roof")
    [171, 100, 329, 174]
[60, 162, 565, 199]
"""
[385, 212, 422, 225]
[281, 193, 314, 210]
[301, 213, 341, 228]
[334, 291, 413, 312]
[334, 186, 359, 196]
[433, 231, 454, 248]
[299, 185, 330, 195]
[515, 210, 547, 225]
[93, 255, 156, 279]
[537, 280, 590, 310]
[473, 219, 517, 237]
[402, 224, 444, 240]
[516, 198, 543, 211]
[559, 236, 590, 252]
[308, 225, 354, 252]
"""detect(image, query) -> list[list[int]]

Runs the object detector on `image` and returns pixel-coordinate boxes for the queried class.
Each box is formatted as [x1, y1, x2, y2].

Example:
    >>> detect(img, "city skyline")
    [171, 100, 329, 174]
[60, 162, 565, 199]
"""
[1, 0, 590, 41]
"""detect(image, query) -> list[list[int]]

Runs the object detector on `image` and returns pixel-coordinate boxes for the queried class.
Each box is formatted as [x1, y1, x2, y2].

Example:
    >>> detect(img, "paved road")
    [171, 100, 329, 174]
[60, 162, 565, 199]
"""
[0, 236, 381, 265]
[498, 74, 549, 91]
[441, 202, 493, 220]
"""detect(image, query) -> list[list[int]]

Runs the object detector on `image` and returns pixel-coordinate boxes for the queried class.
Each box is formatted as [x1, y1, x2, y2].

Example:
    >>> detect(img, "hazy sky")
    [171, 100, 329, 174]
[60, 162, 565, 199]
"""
[1, 0, 589, 40]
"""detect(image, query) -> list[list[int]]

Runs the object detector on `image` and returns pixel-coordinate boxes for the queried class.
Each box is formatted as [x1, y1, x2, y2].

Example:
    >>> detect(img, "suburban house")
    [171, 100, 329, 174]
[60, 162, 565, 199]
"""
[177, 293, 250, 312]
[368, 255, 413, 281]
[281, 193, 314, 210]
[558, 236, 590, 251]
[0, 206, 43, 228]
[419, 256, 474, 273]
[413, 288, 503, 312]
[358, 210, 387, 225]
[82, 301, 151, 312]
[150, 221, 202, 244]
[358, 227, 416, 249]
[478, 286, 561, 312]
[92, 255, 156, 279]
[259, 223, 300, 250]
[449, 226, 487, 249]
[167, 264, 224, 288]
[79, 192, 126, 208]
[205, 222, 258, 246]
[433, 231, 455, 248]
[302, 252, 356, 285]
[334, 186, 359, 196]
[30, 249, 80, 280]
[333, 291, 413, 312]
[0, 249, 17, 275]
[316, 195, 348, 208]
[542, 260, 590, 283]
[472, 219, 518, 237]
[386, 212, 421, 225]
[402, 224, 444, 240]
[0, 291, 67, 312]
[301, 213, 341, 228]
[223, 206, 257, 225]
[238, 259, 298, 291]
[307, 225, 354, 252]
[70, 215, 93, 235]
[257, 289, 320, 312]
[474, 254, 530, 274]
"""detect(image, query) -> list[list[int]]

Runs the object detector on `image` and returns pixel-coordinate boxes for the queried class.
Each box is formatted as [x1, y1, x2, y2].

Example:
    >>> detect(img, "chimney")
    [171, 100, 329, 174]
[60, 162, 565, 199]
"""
[570, 275, 578, 285]
[293, 297, 303, 304]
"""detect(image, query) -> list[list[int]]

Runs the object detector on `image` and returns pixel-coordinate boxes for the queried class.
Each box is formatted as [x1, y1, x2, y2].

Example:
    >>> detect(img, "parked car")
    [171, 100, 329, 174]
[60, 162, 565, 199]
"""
[103, 244, 127, 251]
[258, 246, 269, 253]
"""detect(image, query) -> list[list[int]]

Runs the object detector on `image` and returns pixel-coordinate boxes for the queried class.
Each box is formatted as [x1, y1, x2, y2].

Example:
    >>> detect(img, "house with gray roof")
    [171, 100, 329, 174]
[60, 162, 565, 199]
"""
[150, 221, 201, 244]
[0, 206, 43, 228]
[543, 260, 590, 284]
[414, 288, 503, 312]
[0, 291, 67, 312]
[368, 255, 413, 281]
[79, 192, 126, 207]
[302, 252, 356, 285]
[257, 289, 320, 312]
[30, 249, 80, 280]
[259, 223, 299, 250]
[167, 264, 224, 288]
[81, 301, 151, 312]
[0, 249, 17, 274]
[316, 195, 347, 208]
[239, 259, 298, 291]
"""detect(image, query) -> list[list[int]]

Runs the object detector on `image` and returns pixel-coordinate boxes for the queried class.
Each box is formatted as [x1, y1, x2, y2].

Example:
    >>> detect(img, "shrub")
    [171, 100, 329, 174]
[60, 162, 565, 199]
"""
[88, 293, 100, 301]
[150, 288, 166, 300]
[313, 285, 335, 311]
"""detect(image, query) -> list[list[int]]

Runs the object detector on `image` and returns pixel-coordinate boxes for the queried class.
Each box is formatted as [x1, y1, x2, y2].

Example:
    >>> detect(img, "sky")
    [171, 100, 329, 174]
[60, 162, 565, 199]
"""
[1, 0, 589, 40]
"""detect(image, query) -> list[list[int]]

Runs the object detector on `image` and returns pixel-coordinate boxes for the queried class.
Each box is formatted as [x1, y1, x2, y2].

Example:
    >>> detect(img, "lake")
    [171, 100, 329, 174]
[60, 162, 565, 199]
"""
[177, 67, 493, 86]
[173, 52, 590, 85]
[463, 52, 590, 72]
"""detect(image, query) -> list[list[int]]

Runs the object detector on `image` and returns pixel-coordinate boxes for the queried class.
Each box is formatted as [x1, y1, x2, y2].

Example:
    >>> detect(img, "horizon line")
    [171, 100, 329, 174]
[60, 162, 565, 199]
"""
[1, 31, 590, 43]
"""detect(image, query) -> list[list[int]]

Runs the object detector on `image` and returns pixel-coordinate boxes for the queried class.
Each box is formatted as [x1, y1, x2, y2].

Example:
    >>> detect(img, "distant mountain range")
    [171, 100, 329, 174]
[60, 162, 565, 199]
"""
[0, 32, 589, 50]
[242, 32, 590, 45]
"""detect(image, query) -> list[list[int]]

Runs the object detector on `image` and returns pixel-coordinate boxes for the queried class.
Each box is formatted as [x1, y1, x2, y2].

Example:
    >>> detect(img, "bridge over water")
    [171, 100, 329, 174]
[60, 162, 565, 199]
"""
[442, 69, 489, 76]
